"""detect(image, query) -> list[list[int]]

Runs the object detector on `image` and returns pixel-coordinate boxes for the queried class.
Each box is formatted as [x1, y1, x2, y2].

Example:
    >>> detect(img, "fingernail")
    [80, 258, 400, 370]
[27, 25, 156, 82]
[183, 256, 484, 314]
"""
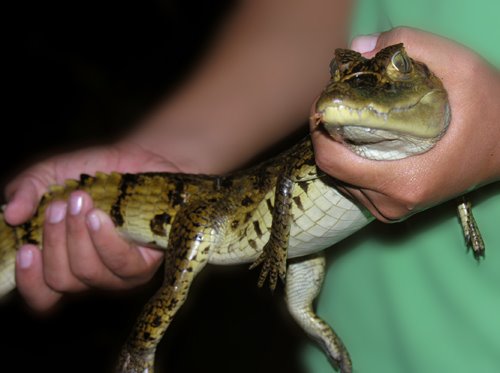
[69, 193, 83, 216]
[46, 201, 67, 224]
[351, 34, 380, 53]
[17, 246, 33, 269]
[86, 211, 101, 232]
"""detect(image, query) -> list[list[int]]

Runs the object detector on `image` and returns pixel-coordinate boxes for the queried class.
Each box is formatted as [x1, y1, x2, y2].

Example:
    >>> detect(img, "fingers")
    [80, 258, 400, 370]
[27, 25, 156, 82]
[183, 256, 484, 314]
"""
[3, 162, 59, 226]
[42, 199, 88, 292]
[311, 129, 381, 187]
[64, 192, 124, 290]
[14, 191, 164, 311]
[46, 191, 164, 290]
[86, 209, 164, 283]
[15, 245, 62, 313]
[3, 178, 43, 226]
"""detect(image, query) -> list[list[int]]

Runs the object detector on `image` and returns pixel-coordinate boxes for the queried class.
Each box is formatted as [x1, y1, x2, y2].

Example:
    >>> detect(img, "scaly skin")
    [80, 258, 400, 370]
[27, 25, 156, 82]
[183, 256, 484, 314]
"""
[1, 44, 471, 372]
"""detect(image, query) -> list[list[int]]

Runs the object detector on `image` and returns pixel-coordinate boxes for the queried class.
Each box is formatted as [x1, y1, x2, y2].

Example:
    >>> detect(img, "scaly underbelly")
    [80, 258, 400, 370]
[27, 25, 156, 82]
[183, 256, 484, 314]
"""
[288, 184, 372, 257]
[208, 181, 373, 265]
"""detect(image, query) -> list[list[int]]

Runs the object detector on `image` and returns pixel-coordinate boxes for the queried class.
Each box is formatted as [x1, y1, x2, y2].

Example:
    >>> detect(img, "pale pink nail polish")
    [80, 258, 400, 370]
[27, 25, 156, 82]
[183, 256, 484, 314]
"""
[17, 246, 33, 269]
[351, 34, 380, 54]
[87, 212, 101, 232]
[46, 202, 67, 224]
[69, 193, 83, 216]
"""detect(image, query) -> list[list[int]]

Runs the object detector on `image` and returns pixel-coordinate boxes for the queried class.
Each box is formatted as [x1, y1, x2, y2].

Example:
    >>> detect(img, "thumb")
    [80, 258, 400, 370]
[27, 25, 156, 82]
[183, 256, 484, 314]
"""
[351, 28, 419, 56]
[350, 27, 453, 65]
[4, 178, 43, 226]
[350, 33, 380, 54]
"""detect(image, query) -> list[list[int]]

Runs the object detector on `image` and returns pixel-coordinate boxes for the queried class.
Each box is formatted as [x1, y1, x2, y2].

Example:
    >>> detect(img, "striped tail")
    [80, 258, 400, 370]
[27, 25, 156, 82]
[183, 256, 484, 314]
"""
[0, 170, 190, 299]
[0, 172, 124, 298]
[0, 210, 18, 297]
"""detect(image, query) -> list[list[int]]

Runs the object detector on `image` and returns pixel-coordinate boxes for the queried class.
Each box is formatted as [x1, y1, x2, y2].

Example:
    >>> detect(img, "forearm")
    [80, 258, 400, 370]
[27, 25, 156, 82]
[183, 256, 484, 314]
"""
[128, 0, 352, 174]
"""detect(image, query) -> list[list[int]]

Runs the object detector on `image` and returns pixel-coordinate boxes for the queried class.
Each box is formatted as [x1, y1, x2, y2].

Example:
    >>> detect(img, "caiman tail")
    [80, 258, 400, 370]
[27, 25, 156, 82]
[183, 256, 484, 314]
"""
[0, 211, 17, 297]
[0, 172, 122, 297]
[0, 171, 195, 298]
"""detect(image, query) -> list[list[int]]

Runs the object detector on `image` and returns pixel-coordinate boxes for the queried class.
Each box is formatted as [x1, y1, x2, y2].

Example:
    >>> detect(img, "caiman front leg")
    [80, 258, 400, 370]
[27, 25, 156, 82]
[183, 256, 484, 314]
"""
[116, 203, 220, 373]
[250, 173, 294, 290]
[286, 254, 352, 373]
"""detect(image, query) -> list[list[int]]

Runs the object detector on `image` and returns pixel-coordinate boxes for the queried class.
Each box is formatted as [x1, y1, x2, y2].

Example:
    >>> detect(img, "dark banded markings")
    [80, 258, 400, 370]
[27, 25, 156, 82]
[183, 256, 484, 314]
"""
[150, 213, 172, 237]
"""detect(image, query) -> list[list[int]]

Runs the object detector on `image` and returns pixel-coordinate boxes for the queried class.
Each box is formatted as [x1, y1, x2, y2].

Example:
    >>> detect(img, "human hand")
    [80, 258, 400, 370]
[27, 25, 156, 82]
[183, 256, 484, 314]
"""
[311, 27, 500, 222]
[3, 142, 181, 312]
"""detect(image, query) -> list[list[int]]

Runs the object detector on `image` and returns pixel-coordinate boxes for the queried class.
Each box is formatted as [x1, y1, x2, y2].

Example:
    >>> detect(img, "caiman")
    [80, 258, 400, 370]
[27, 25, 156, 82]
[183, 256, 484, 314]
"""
[0, 44, 484, 373]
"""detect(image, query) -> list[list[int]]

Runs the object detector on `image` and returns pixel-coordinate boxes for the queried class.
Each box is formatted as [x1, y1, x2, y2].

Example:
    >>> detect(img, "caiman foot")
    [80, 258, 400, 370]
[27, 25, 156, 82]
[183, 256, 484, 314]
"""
[457, 196, 485, 260]
[249, 239, 287, 290]
[115, 346, 155, 373]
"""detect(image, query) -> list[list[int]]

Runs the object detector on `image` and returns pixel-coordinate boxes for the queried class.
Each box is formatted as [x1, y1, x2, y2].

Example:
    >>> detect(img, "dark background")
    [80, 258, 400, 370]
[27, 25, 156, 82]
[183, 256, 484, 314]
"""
[1, 1, 309, 372]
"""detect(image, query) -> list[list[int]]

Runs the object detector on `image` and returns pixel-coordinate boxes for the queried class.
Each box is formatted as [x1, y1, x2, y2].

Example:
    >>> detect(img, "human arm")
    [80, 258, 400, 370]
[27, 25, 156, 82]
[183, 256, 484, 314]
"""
[311, 27, 500, 222]
[5, 0, 353, 311]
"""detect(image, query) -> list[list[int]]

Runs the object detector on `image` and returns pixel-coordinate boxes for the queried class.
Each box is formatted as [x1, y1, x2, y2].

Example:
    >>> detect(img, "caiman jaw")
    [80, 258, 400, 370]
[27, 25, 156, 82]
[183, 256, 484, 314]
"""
[314, 89, 451, 161]
[316, 89, 450, 140]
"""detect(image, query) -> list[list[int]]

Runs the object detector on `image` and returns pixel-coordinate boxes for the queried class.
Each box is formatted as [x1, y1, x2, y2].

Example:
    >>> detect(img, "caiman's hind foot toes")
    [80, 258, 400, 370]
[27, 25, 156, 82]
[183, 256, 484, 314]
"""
[457, 196, 485, 260]
[249, 248, 286, 290]
[115, 348, 155, 373]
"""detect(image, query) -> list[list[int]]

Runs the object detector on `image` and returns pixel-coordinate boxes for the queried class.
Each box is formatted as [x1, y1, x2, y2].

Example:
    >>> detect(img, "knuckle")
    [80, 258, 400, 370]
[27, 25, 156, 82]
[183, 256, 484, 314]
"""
[369, 192, 416, 222]
[44, 271, 74, 293]
[378, 208, 407, 222]
[111, 259, 154, 285]
[113, 263, 145, 282]
[376, 190, 426, 222]
[371, 202, 406, 222]
[401, 184, 432, 210]
[386, 26, 412, 44]
[70, 263, 102, 286]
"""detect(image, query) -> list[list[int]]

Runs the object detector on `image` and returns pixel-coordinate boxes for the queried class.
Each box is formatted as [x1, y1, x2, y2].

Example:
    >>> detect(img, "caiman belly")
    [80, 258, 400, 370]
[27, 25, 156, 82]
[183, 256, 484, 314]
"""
[209, 176, 372, 264]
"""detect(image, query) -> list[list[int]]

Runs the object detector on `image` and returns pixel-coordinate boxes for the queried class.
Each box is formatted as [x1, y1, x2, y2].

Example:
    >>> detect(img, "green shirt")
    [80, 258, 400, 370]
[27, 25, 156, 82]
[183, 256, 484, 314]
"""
[304, 1, 500, 372]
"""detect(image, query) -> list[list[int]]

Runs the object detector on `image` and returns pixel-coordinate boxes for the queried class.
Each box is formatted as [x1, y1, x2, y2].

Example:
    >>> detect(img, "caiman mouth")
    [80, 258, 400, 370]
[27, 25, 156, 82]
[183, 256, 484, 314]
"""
[326, 125, 400, 146]
[315, 89, 450, 141]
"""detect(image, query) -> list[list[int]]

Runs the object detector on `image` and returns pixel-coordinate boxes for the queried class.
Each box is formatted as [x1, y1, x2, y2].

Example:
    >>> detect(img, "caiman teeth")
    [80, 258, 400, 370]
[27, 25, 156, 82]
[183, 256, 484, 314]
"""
[316, 89, 449, 139]
[318, 103, 400, 125]
[320, 91, 436, 122]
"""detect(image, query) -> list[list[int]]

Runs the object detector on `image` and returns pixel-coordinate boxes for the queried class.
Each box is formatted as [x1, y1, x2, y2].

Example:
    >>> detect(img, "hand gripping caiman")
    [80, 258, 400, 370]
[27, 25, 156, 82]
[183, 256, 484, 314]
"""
[0, 44, 483, 372]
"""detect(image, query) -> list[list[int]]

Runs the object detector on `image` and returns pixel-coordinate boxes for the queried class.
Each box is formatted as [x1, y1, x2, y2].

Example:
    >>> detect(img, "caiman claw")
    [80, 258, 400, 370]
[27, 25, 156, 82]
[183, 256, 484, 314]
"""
[249, 238, 287, 290]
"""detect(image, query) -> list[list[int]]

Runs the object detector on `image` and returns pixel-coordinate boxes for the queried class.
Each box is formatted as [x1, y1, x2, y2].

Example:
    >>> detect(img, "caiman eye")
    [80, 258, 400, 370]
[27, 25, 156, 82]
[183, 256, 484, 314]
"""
[391, 51, 412, 73]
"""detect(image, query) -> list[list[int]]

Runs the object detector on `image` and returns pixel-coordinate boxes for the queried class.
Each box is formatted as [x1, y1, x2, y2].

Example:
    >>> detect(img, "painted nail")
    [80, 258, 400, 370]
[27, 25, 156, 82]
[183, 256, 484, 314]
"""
[46, 201, 67, 224]
[87, 211, 101, 232]
[69, 193, 83, 216]
[17, 246, 33, 269]
[351, 34, 380, 54]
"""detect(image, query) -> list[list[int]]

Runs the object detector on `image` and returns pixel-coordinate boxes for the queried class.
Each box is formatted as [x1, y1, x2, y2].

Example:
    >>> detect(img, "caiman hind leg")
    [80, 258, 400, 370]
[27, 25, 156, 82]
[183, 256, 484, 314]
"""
[457, 195, 485, 259]
[285, 254, 352, 373]
[116, 203, 221, 373]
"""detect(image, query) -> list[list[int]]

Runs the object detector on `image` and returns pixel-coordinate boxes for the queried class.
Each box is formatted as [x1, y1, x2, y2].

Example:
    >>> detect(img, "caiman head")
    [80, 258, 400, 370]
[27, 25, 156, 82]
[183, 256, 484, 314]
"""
[314, 43, 450, 160]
